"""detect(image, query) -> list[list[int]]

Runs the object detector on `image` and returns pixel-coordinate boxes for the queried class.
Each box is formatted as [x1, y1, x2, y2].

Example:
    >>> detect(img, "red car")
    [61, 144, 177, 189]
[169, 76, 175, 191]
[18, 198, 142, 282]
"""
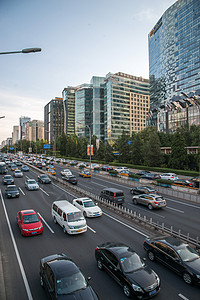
[17, 209, 43, 236]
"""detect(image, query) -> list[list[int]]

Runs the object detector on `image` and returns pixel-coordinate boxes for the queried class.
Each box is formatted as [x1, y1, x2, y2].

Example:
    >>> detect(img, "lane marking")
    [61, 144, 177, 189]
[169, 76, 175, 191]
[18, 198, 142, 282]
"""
[103, 211, 148, 237]
[127, 203, 165, 218]
[19, 187, 25, 195]
[39, 187, 49, 196]
[178, 294, 189, 300]
[165, 197, 200, 209]
[165, 206, 184, 213]
[87, 225, 96, 233]
[37, 212, 54, 233]
[0, 189, 33, 300]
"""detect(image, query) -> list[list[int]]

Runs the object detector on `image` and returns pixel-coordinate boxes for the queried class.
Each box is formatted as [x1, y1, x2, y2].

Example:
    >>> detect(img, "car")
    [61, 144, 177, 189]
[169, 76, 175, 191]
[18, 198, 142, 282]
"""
[5, 185, 20, 198]
[15, 161, 22, 166]
[130, 186, 158, 195]
[101, 165, 113, 172]
[2, 174, 14, 185]
[47, 168, 56, 176]
[135, 170, 151, 176]
[46, 164, 55, 170]
[17, 209, 43, 236]
[95, 242, 160, 298]
[73, 198, 102, 218]
[79, 170, 91, 178]
[25, 179, 39, 190]
[160, 173, 178, 181]
[141, 173, 160, 180]
[114, 167, 129, 173]
[21, 165, 29, 172]
[38, 174, 51, 184]
[190, 177, 199, 188]
[70, 160, 78, 165]
[13, 169, 23, 178]
[10, 164, 18, 171]
[40, 253, 99, 300]
[62, 174, 77, 185]
[60, 168, 72, 176]
[173, 179, 193, 187]
[143, 235, 200, 285]
[119, 170, 133, 177]
[132, 193, 167, 210]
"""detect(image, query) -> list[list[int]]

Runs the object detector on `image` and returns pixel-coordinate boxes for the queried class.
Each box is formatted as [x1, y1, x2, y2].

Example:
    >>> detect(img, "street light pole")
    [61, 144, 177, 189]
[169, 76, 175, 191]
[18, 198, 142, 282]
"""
[0, 48, 41, 55]
[86, 125, 91, 173]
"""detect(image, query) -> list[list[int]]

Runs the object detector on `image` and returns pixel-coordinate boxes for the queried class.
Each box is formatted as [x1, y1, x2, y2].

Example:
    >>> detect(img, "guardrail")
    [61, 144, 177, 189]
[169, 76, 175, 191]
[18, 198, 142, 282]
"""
[23, 161, 200, 249]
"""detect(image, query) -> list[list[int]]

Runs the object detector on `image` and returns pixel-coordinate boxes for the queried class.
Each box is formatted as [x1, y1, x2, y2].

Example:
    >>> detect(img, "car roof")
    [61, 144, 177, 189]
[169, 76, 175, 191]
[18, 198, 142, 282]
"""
[47, 257, 79, 279]
[97, 242, 135, 259]
[20, 209, 36, 215]
[74, 197, 92, 202]
[149, 235, 187, 249]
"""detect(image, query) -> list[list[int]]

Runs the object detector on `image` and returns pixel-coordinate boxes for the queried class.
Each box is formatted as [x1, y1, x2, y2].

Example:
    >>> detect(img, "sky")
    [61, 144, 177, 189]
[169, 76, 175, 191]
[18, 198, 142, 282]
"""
[0, 0, 176, 143]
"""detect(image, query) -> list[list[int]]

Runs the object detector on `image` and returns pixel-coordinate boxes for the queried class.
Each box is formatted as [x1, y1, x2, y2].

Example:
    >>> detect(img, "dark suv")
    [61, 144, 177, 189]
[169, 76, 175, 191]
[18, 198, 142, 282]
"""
[40, 253, 99, 299]
[100, 188, 124, 205]
[5, 185, 20, 198]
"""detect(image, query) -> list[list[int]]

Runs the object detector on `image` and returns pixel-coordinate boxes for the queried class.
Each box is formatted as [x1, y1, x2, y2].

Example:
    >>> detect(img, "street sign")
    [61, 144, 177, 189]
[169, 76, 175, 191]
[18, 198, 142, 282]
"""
[43, 144, 51, 149]
[9, 147, 14, 150]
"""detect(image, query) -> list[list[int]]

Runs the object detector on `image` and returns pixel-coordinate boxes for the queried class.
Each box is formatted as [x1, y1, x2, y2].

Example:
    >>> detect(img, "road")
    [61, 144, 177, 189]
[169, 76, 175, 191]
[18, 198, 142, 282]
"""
[0, 163, 199, 300]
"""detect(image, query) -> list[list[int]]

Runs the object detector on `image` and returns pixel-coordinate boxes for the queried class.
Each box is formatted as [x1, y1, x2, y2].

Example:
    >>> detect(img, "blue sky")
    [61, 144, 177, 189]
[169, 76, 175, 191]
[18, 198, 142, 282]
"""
[0, 0, 176, 143]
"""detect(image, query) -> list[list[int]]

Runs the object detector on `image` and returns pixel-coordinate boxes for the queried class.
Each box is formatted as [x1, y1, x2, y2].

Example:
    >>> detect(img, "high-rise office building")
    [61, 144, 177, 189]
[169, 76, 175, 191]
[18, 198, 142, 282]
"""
[12, 125, 19, 144]
[149, 0, 200, 108]
[25, 120, 44, 142]
[104, 72, 149, 144]
[19, 116, 31, 140]
[62, 87, 76, 135]
[44, 97, 64, 143]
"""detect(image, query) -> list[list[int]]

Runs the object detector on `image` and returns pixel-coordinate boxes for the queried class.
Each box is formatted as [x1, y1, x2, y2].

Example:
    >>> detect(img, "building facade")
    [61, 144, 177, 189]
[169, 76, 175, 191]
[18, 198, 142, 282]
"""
[19, 116, 31, 140]
[12, 125, 19, 144]
[25, 120, 44, 142]
[44, 97, 64, 143]
[104, 72, 150, 144]
[63, 87, 75, 135]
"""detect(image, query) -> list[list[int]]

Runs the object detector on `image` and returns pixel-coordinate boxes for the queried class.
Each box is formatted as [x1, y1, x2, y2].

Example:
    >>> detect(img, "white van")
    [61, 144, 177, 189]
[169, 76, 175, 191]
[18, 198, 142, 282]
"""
[51, 200, 87, 234]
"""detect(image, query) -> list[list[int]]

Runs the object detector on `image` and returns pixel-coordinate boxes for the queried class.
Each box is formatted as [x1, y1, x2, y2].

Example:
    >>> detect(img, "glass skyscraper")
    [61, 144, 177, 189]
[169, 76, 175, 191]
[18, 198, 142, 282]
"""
[149, 0, 200, 108]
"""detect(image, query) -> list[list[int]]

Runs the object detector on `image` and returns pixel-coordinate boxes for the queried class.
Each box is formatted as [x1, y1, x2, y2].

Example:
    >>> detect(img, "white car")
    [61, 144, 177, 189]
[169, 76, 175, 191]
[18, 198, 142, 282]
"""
[60, 169, 72, 176]
[13, 169, 23, 178]
[72, 197, 102, 218]
[115, 167, 129, 173]
[160, 173, 178, 181]
[25, 179, 39, 190]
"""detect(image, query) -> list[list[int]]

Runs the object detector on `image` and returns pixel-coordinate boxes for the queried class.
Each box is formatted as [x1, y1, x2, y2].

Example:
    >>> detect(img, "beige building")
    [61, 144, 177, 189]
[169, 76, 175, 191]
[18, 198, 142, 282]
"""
[130, 92, 150, 134]
[25, 120, 44, 142]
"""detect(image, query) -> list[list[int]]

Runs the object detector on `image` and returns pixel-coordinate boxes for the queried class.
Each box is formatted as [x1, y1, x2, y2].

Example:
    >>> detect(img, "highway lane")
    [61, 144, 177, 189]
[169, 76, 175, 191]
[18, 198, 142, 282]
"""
[0, 165, 200, 299]
[54, 164, 200, 240]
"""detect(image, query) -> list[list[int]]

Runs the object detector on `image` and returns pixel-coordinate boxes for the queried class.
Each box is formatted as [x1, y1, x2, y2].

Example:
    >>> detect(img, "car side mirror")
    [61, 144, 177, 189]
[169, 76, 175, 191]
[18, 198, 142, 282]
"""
[87, 277, 91, 281]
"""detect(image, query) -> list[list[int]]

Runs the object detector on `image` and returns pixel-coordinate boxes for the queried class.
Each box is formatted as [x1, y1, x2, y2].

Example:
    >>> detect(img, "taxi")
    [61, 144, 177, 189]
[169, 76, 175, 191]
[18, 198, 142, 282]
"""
[47, 168, 56, 176]
[79, 170, 91, 178]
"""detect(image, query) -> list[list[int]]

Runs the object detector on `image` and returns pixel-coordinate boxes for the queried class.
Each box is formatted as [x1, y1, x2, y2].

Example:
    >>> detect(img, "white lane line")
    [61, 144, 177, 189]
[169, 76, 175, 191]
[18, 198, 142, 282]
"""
[103, 211, 148, 238]
[37, 212, 54, 233]
[178, 294, 189, 300]
[90, 181, 106, 187]
[25, 175, 30, 179]
[165, 197, 200, 209]
[127, 203, 165, 218]
[0, 189, 33, 300]
[19, 187, 25, 195]
[87, 226, 96, 233]
[165, 206, 184, 213]
[39, 187, 49, 196]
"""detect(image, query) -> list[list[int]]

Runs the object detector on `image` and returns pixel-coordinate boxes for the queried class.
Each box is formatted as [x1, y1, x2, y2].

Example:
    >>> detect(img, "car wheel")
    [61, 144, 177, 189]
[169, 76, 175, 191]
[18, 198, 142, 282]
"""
[133, 198, 137, 205]
[83, 211, 87, 218]
[130, 189, 133, 194]
[40, 275, 44, 287]
[53, 217, 57, 224]
[123, 284, 131, 298]
[63, 226, 67, 234]
[97, 259, 103, 270]
[183, 272, 192, 285]
[148, 204, 153, 210]
[147, 251, 155, 261]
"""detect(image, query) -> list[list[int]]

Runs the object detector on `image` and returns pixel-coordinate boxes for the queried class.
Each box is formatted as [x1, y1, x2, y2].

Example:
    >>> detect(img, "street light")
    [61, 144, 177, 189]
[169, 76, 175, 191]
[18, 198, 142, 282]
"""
[0, 48, 41, 55]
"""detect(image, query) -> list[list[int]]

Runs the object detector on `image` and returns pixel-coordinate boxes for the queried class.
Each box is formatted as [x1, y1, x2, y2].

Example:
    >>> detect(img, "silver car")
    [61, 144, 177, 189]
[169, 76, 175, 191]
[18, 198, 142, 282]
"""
[25, 179, 39, 190]
[132, 193, 167, 210]
[13, 169, 23, 178]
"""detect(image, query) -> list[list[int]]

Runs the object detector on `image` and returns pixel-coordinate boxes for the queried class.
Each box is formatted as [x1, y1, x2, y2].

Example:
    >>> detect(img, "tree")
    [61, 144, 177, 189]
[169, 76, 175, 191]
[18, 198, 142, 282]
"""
[169, 130, 188, 169]
[144, 129, 162, 167]
[116, 130, 131, 163]
[130, 134, 144, 165]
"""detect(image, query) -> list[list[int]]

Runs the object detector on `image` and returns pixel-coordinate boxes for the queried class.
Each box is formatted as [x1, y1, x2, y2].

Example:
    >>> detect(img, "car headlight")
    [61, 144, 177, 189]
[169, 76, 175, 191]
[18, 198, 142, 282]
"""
[196, 274, 200, 279]
[152, 271, 160, 285]
[131, 283, 143, 292]
[22, 229, 29, 231]
[68, 225, 75, 229]
[38, 226, 43, 230]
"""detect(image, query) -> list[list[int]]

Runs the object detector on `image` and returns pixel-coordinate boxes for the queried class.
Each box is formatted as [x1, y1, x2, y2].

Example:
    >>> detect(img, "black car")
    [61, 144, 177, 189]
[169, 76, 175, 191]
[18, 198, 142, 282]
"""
[2, 174, 14, 185]
[144, 235, 200, 285]
[130, 186, 158, 195]
[141, 173, 160, 180]
[101, 165, 113, 172]
[38, 174, 51, 184]
[40, 253, 99, 299]
[62, 175, 77, 185]
[5, 185, 20, 198]
[95, 242, 160, 299]
[136, 170, 151, 176]
[173, 179, 193, 187]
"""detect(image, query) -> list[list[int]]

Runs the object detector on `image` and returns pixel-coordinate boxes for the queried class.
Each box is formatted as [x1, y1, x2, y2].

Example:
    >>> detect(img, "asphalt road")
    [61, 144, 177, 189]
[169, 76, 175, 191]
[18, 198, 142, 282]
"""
[0, 163, 199, 300]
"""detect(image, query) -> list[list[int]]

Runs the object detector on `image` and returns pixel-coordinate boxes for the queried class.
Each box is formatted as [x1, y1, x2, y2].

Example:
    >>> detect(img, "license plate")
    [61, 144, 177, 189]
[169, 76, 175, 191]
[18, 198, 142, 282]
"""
[32, 231, 37, 234]
[159, 202, 163, 205]
[149, 290, 156, 296]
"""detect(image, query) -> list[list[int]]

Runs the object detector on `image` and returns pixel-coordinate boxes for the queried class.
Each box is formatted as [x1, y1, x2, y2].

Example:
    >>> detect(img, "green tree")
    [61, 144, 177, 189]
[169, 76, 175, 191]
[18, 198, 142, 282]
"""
[169, 130, 188, 169]
[145, 129, 162, 167]
[130, 134, 144, 165]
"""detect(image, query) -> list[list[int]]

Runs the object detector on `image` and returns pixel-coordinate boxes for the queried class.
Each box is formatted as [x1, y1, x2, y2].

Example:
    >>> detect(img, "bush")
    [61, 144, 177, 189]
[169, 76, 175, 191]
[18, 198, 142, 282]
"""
[129, 174, 141, 179]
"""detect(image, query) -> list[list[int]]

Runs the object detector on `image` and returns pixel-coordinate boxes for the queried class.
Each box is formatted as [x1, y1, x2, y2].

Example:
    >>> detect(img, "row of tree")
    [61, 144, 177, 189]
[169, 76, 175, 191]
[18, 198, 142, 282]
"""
[2, 125, 199, 171]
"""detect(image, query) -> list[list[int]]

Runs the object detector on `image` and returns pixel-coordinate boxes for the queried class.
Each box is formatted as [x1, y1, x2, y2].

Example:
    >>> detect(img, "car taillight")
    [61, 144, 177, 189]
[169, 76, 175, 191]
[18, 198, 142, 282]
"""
[154, 201, 158, 204]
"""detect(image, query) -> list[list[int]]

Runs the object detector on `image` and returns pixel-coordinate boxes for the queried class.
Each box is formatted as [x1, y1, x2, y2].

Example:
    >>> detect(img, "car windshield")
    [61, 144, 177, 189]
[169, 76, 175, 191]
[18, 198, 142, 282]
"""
[5, 175, 12, 179]
[83, 200, 95, 207]
[7, 186, 17, 191]
[177, 245, 199, 262]
[120, 252, 145, 272]
[67, 212, 84, 222]
[28, 180, 36, 184]
[41, 175, 48, 179]
[156, 196, 164, 201]
[57, 271, 87, 295]
[23, 214, 39, 224]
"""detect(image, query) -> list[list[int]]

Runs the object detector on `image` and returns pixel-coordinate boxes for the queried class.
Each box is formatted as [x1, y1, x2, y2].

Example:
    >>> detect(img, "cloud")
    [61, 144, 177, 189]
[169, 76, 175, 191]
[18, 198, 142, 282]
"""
[133, 8, 156, 22]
